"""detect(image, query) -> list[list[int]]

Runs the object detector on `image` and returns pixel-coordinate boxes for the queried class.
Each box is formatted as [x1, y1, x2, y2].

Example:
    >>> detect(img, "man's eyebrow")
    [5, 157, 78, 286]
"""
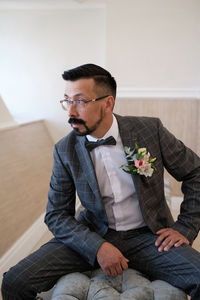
[64, 93, 86, 98]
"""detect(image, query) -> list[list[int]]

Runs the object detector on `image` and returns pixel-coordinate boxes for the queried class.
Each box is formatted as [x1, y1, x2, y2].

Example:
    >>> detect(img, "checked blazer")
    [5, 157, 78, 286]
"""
[45, 114, 200, 266]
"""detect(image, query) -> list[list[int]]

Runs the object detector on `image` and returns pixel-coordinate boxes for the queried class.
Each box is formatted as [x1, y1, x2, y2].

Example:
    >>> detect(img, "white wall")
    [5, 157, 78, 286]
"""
[0, 0, 199, 142]
[0, 1, 106, 142]
[106, 0, 200, 89]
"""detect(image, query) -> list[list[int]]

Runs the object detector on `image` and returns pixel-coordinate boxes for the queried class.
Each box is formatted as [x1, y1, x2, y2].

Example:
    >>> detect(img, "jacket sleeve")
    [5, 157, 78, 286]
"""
[44, 144, 106, 266]
[158, 119, 200, 243]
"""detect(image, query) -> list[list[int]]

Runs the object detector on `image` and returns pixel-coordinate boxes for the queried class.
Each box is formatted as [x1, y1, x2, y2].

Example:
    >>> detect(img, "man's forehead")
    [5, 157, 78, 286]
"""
[64, 78, 97, 96]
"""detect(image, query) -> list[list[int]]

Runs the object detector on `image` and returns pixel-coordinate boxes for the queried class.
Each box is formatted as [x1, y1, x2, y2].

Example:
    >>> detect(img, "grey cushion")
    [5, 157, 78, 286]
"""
[51, 268, 187, 300]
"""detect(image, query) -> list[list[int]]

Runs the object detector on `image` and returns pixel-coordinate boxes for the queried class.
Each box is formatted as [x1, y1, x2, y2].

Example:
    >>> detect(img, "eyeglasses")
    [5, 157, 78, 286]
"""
[60, 95, 109, 111]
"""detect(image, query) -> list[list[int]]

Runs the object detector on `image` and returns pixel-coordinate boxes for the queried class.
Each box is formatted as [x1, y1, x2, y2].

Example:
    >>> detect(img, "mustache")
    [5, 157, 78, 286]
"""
[68, 118, 86, 125]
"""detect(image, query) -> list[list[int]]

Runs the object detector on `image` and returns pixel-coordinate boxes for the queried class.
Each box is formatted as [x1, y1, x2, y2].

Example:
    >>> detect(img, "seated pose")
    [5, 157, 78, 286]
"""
[2, 63, 200, 300]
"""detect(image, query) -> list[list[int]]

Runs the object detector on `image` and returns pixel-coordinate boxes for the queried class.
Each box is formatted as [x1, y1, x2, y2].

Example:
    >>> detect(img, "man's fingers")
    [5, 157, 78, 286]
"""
[114, 264, 123, 277]
[107, 258, 129, 277]
[121, 258, 129, 270]
[155, 228, 189, 252]
[105, 267, 111, 277]
[156, 228, 168, 235]
[97, 242, 129, 277]
[157, 238, 172, 252]
[105, 261, 124, 277]
[109, 266, 118, 277]
[109, 259, 128, 277]
[175, 239, 189, 247]
[155, 230, 169, 247]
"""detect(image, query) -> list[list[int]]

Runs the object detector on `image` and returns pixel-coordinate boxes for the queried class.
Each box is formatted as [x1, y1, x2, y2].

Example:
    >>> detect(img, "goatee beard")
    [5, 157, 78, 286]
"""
[68, 117, 88, 136]
[67, 109, 104, 136]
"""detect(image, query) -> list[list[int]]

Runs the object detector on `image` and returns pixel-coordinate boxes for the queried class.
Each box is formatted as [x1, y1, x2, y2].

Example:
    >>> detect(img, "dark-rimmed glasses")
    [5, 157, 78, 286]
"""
[60, 95, 109, 111]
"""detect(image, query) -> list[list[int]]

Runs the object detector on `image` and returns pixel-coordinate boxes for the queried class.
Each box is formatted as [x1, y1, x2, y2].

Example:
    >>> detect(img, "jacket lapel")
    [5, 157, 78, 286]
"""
[115, 114, 141, 199]
[75, 136, 102, 199]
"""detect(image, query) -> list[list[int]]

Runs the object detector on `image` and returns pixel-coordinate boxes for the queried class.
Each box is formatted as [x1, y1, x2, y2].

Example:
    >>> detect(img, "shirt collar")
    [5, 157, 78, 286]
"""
[86, 115, 119, 142]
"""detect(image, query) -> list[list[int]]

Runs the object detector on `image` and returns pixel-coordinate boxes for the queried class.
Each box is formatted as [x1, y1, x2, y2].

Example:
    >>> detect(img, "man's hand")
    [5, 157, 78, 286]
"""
[96, 242, 129, 277]
[155, 228, 189, 252]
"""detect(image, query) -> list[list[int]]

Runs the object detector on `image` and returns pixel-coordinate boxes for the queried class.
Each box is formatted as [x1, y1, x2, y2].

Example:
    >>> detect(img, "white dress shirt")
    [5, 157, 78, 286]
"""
[86, 115, 146, 231]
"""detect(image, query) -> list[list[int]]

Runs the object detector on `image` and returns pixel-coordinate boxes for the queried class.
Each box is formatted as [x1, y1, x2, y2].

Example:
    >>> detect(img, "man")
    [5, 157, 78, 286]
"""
[2, 63, 200, 299]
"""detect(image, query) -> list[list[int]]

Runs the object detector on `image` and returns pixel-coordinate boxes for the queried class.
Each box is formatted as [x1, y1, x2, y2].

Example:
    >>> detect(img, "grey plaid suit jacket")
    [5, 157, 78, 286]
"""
[45, 114, 200, 265]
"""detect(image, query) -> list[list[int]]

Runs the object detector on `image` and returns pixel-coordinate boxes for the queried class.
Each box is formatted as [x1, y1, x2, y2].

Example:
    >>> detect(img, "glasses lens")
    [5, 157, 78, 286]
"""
[61, 101, 69, 110]
[61, 100, 88, 111]
[77, 101, 86, 110]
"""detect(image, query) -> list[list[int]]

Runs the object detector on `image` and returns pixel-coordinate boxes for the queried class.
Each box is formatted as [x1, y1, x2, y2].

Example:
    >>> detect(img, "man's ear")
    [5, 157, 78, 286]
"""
[104, 96, 115, 112]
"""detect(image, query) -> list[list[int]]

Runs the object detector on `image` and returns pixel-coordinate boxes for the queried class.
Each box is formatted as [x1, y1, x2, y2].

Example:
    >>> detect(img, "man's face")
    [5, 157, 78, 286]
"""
[64, 78, 108, 137]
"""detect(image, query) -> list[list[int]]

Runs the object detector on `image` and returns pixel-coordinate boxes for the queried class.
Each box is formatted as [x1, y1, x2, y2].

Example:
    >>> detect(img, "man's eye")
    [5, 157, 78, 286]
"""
[76, 100, 85, 104]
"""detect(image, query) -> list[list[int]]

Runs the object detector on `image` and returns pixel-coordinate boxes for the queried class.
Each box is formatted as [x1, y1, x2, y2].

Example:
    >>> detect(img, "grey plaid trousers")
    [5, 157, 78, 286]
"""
[1, 227, 200, 300]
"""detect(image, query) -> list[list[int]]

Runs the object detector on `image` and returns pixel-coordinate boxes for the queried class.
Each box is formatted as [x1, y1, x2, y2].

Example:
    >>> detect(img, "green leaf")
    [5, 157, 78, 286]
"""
[124, 146, 130, 153]
[122, 168, 137, 175]
[137, 152, 145, 160]
[135, 143, 139, 151]
[149, 157, 156, 163]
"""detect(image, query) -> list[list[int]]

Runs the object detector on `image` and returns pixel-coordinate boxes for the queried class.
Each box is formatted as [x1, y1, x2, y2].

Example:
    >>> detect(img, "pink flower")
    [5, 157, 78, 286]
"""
[134, 157, 146, 169]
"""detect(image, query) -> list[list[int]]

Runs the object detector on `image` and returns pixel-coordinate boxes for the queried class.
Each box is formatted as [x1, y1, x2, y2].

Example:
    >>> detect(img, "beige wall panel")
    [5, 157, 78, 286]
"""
[0, 121, 54, 257]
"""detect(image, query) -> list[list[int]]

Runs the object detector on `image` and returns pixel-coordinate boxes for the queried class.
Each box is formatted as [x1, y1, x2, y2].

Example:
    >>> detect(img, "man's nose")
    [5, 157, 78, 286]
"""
[68, 103, 79, 117]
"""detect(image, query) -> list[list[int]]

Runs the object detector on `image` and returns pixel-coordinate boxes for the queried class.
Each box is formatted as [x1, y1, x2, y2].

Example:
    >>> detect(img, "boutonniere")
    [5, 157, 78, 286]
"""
[120, 143, 156, 177]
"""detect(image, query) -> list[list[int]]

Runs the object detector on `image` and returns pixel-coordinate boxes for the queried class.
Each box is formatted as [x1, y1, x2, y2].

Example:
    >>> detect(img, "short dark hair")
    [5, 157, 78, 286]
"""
[62, 63, 117, 99]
